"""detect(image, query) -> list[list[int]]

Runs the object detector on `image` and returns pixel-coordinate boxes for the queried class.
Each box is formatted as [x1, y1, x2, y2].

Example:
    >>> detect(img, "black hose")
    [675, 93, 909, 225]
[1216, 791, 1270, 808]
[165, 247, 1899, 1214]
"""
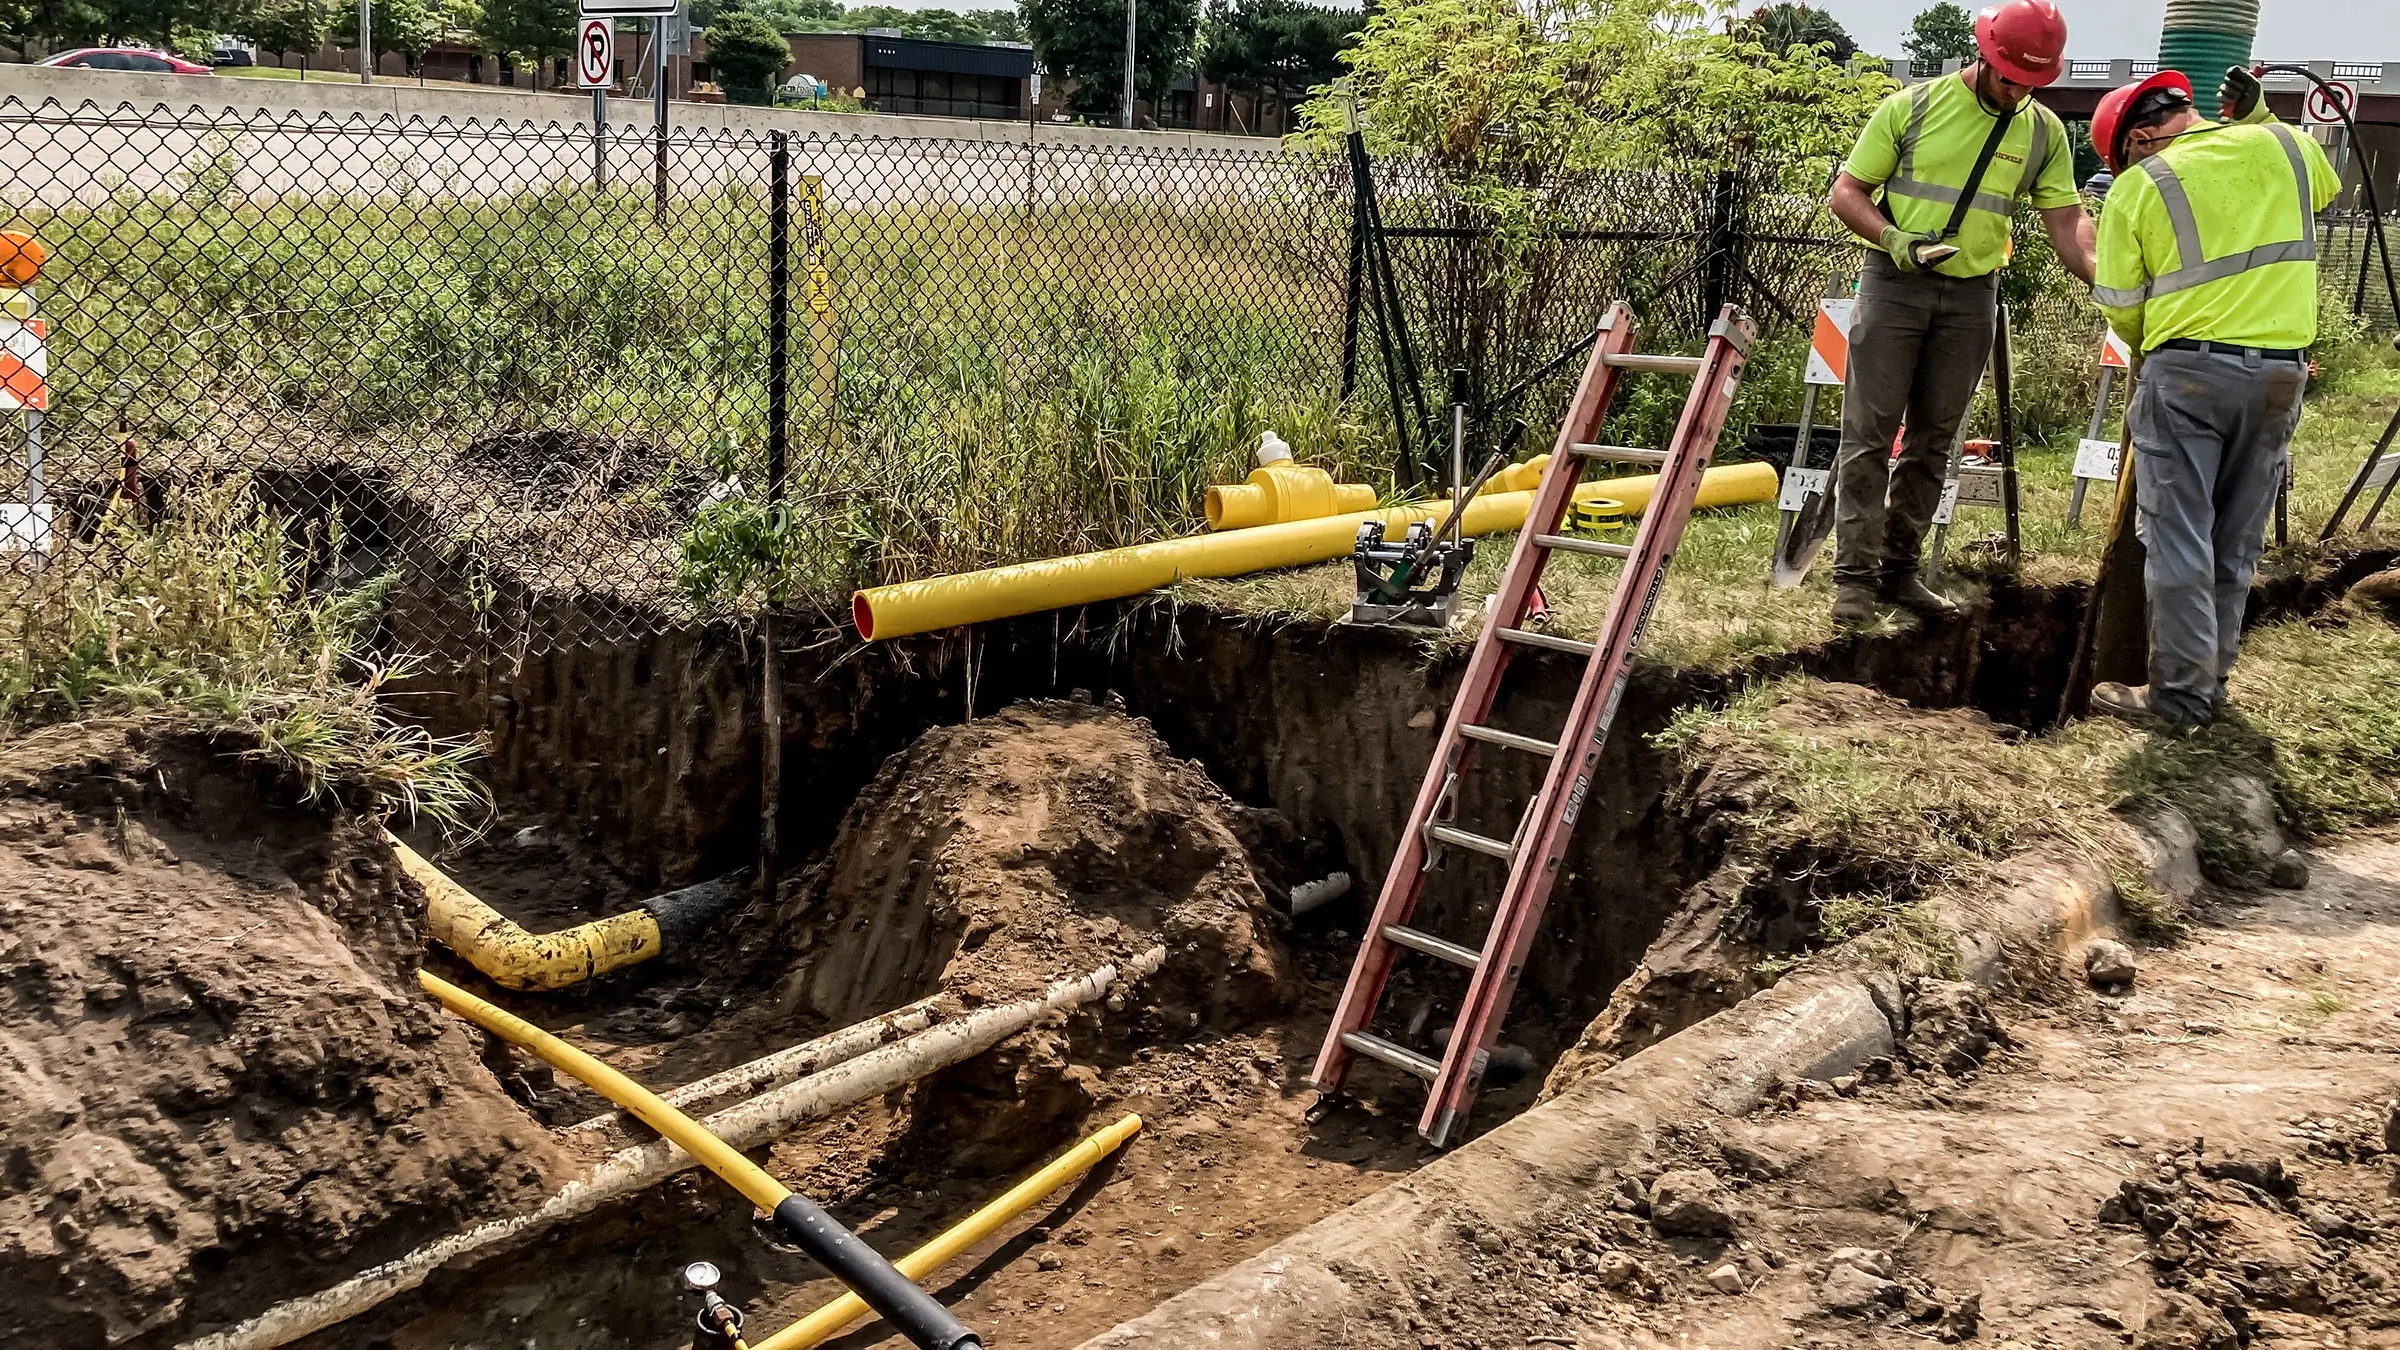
[2252, 65, 2400, 537]
[2250, 65, 2398, 320]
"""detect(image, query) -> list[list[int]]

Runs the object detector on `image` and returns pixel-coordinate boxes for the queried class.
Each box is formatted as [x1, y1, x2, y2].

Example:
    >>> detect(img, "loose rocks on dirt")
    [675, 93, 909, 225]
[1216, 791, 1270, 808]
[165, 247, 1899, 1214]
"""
[1648, 1167, 1739, 1238]
[1898, 979, 2009, 1075]
[2086, 938, 2139, 990]
[2138, 1291, 2241, 1350]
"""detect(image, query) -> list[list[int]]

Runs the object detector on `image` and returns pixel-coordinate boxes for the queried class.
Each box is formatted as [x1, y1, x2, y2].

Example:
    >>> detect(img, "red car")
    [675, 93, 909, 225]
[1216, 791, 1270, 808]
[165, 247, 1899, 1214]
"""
[39, 48, 212, 74]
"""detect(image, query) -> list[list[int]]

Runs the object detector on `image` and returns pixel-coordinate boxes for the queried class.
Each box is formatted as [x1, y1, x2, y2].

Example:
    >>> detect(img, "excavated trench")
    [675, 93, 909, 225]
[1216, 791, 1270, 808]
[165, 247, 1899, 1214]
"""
[318, 539, 2400, 1350]
[105, 459, 2386, 1348]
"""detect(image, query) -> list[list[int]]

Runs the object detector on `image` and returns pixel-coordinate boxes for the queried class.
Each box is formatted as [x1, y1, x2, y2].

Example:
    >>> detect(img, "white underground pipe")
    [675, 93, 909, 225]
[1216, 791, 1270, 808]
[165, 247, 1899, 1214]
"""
[179, 948, 1167, 1350]
[564, 995, 943, 1135]
[1289, 872, 1354, 917]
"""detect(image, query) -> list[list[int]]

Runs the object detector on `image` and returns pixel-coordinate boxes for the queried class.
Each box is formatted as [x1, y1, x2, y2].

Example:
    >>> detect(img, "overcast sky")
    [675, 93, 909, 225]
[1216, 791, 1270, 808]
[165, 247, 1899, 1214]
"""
[1768, 2, 2394, 62]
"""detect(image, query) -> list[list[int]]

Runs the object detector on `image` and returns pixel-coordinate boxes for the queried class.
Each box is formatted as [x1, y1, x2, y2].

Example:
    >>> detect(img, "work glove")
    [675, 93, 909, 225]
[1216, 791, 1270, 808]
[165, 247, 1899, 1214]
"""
[2219, 66, 2269, 125]
[1878, 225, 1955, 273]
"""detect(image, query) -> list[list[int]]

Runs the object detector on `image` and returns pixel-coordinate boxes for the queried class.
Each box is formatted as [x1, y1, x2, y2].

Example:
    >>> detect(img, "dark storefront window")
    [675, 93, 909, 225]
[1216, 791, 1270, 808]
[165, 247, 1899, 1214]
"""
[865, 67, 1020, 119]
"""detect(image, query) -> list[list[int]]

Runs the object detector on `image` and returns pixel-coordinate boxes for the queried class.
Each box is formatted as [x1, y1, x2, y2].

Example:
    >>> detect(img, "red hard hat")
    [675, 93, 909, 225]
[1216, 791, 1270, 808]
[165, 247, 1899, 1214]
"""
[2093, 69, 2194, 173]
[1975, 0, 2067, 87]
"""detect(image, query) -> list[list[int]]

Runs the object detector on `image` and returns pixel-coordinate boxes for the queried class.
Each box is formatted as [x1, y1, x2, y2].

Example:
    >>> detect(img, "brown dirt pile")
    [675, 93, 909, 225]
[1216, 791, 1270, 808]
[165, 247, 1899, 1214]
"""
[0, 723, 564, 1349]
[764, 698, 1297, 1033]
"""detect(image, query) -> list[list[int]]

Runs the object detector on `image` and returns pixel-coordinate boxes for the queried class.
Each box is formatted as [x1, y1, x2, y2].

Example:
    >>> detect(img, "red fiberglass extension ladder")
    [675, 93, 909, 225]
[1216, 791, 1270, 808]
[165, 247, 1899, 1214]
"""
[1311, 301, 1757, 1147]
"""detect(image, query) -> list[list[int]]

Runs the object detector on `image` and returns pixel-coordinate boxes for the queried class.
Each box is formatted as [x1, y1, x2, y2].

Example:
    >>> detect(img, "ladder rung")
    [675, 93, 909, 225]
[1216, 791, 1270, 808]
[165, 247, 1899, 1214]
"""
[1341, 1031, 1440, 1080]
[1533, 533, 1632, 560]
[1458, 723, 1561, 757]
[1495, 626, 1596, 658]
[1381, 923, 1485, 968]
[1427, 822, 1517, 862]
[1602, 353, 1703, 376]
[1569, 443, 1670, 466]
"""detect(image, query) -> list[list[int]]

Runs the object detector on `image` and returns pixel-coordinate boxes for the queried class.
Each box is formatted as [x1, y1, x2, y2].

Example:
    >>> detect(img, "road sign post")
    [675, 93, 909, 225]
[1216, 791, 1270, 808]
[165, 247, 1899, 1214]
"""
[578, 15, 615, 187]
[0, 234, 52, 556]
[1770, 279, 1851, 569]
[2067, 327, 2132, 529]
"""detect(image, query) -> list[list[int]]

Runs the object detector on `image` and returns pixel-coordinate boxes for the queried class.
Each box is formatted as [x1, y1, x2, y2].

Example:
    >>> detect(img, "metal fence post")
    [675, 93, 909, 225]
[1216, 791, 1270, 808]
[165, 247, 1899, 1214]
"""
[760, 128, 793, 892]
[593, 89, 608, 188]
[652, 16, 669, 223]
[1701, 168, 1738, 325]
[768, 130, 790, 502]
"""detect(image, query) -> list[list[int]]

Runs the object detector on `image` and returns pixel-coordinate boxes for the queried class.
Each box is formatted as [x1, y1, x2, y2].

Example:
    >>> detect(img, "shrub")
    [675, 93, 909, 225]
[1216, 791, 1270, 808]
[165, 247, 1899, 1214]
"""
[707, 10, 793, 105]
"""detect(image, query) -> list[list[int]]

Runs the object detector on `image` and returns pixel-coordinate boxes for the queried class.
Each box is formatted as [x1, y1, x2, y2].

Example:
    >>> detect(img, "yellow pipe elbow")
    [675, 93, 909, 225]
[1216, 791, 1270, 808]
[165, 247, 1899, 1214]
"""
[393, 835, 661, 992]
[751, 1112, 1145, 1350]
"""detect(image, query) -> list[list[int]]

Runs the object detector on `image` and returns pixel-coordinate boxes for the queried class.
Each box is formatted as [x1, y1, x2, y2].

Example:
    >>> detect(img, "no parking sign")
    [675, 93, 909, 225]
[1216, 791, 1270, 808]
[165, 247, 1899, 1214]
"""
[575, 17, 614, 89]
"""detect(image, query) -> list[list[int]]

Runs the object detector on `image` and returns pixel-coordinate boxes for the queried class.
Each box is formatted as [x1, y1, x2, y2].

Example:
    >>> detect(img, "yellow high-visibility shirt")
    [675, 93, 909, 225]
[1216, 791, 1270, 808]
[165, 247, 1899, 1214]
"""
[2093, 118, 2339, 354]
[1842, 71, 2080, 279]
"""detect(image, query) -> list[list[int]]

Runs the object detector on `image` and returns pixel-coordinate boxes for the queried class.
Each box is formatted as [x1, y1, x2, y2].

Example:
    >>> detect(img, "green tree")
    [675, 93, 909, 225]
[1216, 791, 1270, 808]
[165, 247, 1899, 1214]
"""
[966, 6, 1019, 42]
[896, 7, 983, 41]
[11, 0, 103, 50]
[242, 0, 329, 68]
[1026, 0, 1197, 122]
[480, 0, 575, 82]
[693, 0, 835, 31]
[96, 0, 227, 50]
[0, 0, 39, 56]
[1742, 3, 1854, 64]
[1298, 0, 1890, 414]
[706, 5, 790, 102]
[1904, 2, 1975, 74]
[1201, 0, 1362, 106]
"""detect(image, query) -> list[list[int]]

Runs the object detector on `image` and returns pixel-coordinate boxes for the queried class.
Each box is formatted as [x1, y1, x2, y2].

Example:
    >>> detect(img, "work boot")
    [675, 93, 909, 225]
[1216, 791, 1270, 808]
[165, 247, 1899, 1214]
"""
[2089, 682, 2159, 723]
[1881, 572, 1959, 619]
[1831, 585, 1880, 628]
[2090, 682, 2213, 729]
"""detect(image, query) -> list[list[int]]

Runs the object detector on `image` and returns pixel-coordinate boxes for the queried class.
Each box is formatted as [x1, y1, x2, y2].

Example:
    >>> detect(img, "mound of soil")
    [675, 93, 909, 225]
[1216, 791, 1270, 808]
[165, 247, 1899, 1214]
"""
[0, 723, 564, 1348]
[765, 699, 1297, 1033]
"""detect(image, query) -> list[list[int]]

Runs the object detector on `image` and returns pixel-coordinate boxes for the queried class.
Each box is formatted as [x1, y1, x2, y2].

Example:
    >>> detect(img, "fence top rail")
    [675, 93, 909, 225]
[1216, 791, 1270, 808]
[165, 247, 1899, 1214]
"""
[0, 95, 1310, 164]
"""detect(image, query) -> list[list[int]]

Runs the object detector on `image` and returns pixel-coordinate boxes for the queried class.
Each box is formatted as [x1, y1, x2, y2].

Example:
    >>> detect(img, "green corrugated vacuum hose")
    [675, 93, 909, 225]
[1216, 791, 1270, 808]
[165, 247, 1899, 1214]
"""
[2159, 0, 2257, 79]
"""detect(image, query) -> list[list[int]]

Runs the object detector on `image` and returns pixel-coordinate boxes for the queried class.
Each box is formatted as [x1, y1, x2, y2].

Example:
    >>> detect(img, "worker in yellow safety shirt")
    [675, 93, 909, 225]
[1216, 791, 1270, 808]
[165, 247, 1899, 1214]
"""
[2084, 67, 2339, 726]
[1824, 0, 2095, 627]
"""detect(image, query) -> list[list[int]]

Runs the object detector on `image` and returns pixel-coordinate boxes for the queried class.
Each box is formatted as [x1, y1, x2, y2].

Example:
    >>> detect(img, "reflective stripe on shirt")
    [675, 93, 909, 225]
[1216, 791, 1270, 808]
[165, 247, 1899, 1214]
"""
[1882, 82, 2048, 227]
[2091, 123, 2317, 308]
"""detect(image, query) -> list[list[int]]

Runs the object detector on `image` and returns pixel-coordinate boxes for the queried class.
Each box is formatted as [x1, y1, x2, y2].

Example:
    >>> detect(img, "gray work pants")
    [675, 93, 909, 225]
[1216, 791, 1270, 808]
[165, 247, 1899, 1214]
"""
[1833, 253, 1998, 588]
[2129, 345, 2306, 724]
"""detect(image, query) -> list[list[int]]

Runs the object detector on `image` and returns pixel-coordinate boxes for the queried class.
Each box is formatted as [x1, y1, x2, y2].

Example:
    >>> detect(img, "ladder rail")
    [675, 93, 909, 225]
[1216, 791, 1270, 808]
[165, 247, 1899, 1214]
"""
[1308, 302, 1642, 1096]
[1418, 307, 1757, 1146]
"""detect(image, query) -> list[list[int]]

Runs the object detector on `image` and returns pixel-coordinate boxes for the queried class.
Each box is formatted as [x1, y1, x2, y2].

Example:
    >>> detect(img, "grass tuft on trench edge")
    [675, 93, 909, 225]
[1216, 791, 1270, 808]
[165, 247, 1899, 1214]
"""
[1654, 606, 2400, 969]
[0, 476, 489, 830]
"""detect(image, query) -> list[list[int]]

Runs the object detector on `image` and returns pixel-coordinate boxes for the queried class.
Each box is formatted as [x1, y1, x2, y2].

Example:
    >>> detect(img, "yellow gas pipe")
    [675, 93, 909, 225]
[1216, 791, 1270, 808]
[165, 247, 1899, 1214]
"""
[393, 835, 743, 993]
[418, 971, 979, 1350]
[853, 462, 1777, 641]
[751, 1113, 1144, 1350]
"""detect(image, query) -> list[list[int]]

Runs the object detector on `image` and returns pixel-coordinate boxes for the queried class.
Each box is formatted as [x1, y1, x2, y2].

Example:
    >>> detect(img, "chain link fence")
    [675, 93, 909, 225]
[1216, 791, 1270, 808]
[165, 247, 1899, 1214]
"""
[0, 98, 2385, 668]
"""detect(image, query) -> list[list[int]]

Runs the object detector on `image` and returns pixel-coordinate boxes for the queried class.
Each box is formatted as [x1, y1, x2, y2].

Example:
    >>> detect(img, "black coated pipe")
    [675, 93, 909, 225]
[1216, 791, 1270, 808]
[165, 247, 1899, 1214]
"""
[771, 1194, 982, 1349]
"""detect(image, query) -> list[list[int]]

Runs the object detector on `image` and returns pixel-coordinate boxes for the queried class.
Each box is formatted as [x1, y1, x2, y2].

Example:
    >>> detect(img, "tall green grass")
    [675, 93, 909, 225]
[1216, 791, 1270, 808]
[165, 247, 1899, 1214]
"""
[0, 480, 488, 827]
[25, 174, 1386, 613]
